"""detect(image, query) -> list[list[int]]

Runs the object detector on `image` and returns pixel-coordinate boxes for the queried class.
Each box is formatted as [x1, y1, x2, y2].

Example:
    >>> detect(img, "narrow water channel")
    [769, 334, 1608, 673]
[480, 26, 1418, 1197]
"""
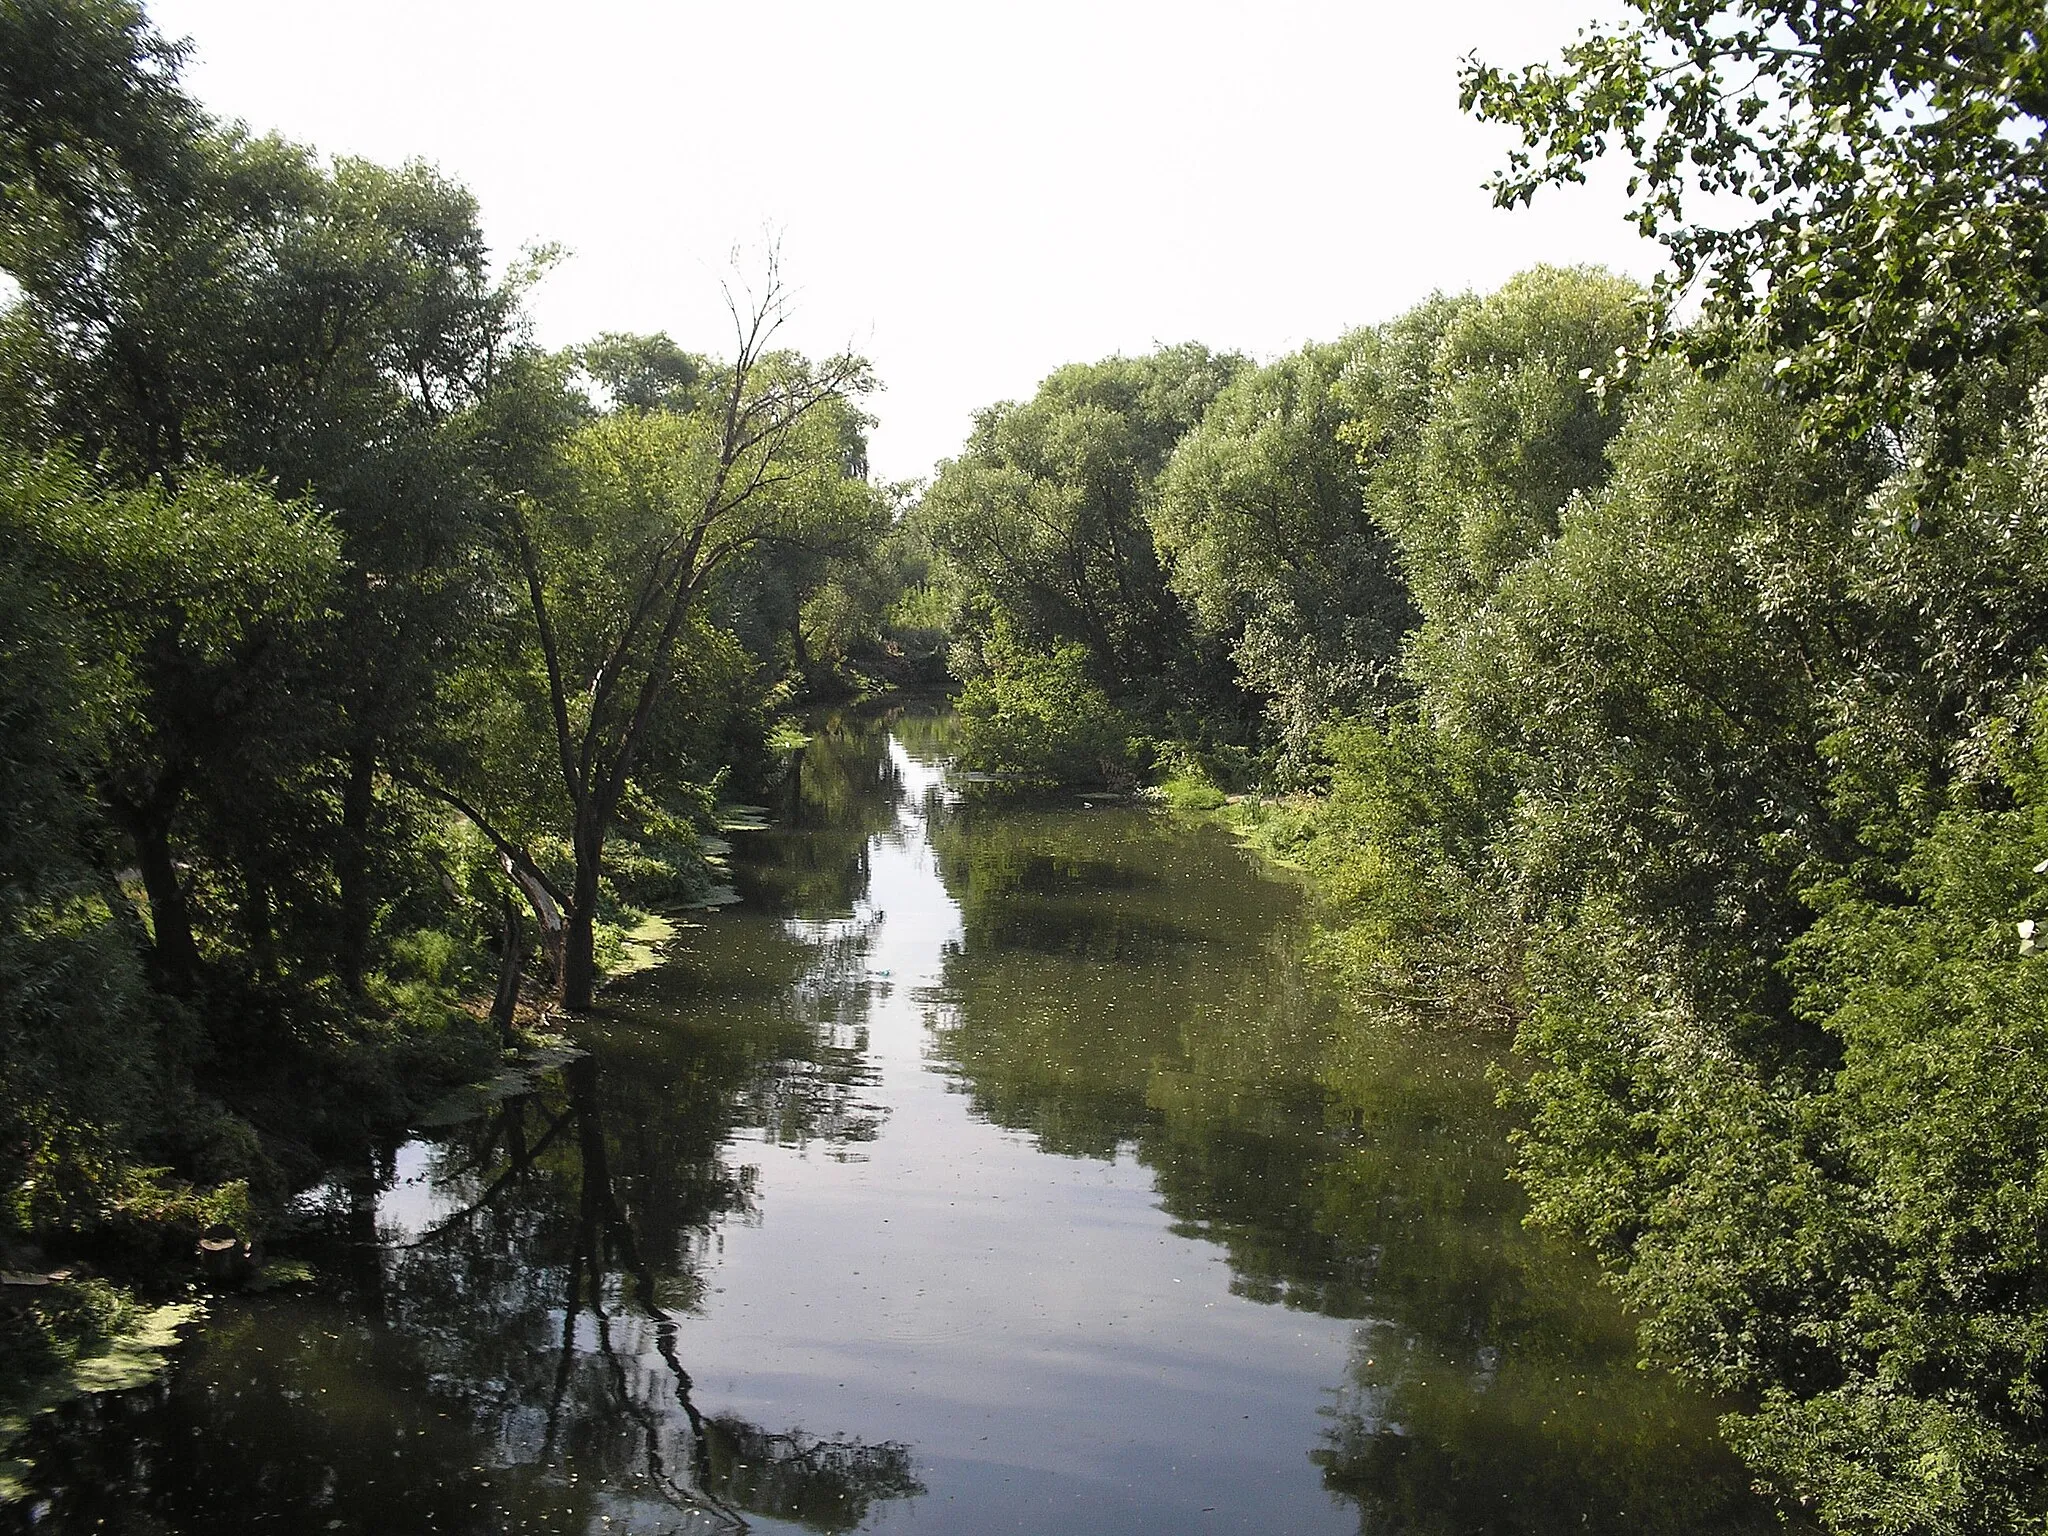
[11, 711, 1781, 1534]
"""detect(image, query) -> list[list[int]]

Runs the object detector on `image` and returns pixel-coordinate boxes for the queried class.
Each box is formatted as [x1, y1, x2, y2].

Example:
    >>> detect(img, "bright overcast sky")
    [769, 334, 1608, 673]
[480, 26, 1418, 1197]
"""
[146, 0, 1651, 486]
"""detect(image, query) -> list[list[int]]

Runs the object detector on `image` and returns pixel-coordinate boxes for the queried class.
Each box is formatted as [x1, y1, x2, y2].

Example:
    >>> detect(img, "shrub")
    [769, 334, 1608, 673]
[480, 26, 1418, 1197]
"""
[956, 638, 1145, 793]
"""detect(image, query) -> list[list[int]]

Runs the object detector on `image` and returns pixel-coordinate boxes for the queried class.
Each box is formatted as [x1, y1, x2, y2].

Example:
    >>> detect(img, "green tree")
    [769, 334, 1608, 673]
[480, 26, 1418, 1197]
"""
[1461, 0, 2048, 434]
[953, 629, 1144, 794]
[1, 0, 525, 989]
[1378, 265, 1650, 621]
[2, 453, 339, 992]
[913, 344, 1244, 720]
[435, 273, 874, 1010]
[1153, 335, 1414, 775]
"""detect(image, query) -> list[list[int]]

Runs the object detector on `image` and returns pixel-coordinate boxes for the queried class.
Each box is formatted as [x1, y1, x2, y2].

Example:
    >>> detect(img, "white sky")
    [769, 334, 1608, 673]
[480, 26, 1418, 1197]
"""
[145, 0, 1653, 486]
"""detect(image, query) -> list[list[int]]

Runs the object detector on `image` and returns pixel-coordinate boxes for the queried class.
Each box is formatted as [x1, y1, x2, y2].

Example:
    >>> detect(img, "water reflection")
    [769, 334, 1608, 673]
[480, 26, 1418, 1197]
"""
[926, 788, 1781, 1533]
[11, 871, 920, 1534]
[9, 709, 1781, 1534]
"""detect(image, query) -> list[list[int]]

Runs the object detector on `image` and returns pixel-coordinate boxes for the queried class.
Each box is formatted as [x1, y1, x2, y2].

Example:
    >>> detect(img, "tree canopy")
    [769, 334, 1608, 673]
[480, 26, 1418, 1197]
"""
[1462, 0, 2048, 432]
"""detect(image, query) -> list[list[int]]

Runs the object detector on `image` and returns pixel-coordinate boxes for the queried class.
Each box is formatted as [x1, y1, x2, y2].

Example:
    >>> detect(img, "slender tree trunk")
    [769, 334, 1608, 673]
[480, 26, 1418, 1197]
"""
[337, 735, 377, 993]
[490, 893, 526, 1044]
[790, 618, 811, 682]
[241, 873, 275, 980]
[502, 855, 565, 987]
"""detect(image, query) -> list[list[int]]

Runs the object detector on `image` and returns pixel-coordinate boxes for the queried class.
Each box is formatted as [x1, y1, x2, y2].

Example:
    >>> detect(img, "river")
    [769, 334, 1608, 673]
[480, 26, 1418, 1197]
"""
[9, 709, 1782, 1534]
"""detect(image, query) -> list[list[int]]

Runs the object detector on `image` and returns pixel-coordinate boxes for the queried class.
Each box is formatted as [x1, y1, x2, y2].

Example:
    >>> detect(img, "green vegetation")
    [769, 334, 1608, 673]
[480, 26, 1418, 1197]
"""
[900, 4, 2048, 1527]
[0, 0, 892, 1465]
[7, 0, 2048, 1526]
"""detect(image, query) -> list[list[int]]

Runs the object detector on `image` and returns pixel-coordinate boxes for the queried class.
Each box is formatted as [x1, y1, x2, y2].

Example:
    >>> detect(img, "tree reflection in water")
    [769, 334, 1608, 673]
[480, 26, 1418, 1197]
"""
[11, 711, 1778, 1534]
[927, 801, 1784, 1535]
[6, 898, 919, 1536]
[370, 959, 919, 1533]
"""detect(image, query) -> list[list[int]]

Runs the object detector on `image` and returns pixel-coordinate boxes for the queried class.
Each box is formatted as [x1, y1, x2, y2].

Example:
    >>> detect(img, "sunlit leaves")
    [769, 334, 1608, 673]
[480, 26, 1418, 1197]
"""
[1462, 0, 2048, 433]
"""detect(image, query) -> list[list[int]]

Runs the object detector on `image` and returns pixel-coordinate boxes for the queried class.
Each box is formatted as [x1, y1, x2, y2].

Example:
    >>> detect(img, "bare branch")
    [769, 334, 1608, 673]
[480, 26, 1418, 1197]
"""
[506, 506, 587, 815]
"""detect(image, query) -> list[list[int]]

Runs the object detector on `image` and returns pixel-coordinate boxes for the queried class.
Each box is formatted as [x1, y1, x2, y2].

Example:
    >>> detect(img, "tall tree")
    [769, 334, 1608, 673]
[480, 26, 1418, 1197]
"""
[440, 269, 874, 1010]
[1153, 335, 1414, 774]
[0, 450, 338, 992]
[913, 343, 1244, 714]
[1, 0, 524, 988]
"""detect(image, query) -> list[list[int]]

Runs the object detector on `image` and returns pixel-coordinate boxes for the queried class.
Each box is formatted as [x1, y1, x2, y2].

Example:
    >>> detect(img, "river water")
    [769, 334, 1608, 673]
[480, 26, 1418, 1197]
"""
[10, 711, 1781, 1534]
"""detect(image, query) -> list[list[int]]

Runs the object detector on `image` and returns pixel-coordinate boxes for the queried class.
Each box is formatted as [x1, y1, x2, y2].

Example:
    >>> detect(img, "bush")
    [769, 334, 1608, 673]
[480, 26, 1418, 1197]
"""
[956, 637, 1145, 793]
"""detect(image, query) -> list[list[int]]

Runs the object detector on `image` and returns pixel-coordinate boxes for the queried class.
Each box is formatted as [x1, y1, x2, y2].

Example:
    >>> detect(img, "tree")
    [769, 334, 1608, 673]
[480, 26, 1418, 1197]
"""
[1377, 266, 1650, 620]
[1152, 335, 1414, 775]
[1, 0, 525, 989]
[1460, 0, 2048, 434]
[444, 266, 874, 1011]
[0, 450, 340, 992]
[912, 344, 1244, 716]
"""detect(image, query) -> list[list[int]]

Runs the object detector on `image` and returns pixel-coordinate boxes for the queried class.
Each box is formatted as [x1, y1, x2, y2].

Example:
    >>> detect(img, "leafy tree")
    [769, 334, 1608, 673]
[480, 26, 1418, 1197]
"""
[913, 343, 1244, 719]
[0, 449, 161, 1242]
[1461, 0, 2048, 434]
[2, 0, 525, 988]
[1502, 367, 2048, 1532]
[953, 629, 1144, 794]
[700, 392, 894, 692]
[574, 330, 709, 415]
[434, 274, 874, 1010]
[2, 452, 339, 991]
[1376, 265, 1650, 621]
[1154, 335, 1414, 775]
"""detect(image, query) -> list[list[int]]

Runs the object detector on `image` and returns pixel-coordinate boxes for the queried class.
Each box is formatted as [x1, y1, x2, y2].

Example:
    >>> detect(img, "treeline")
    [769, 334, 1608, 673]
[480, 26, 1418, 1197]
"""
[903, 2, 2048, 1529]
[0, 0, 920, 1381]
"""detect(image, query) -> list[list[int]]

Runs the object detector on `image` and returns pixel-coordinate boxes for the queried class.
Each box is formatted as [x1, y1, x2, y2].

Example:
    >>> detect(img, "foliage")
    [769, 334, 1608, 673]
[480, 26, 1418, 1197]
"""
[912, 343, 1246, 725]
[1154, 336, 1413, 777]
[434, 287, 877, 1008]
[0, 8, 894, 1457]
[954, 629, 1145, 794]
[1461, 0, 2048, 435]
[1371, 265, 1651, 619]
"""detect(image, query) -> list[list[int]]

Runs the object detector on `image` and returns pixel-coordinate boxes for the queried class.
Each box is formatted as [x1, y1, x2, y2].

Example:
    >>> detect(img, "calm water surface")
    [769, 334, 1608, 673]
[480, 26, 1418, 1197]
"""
[11, 712, 1779, 1535]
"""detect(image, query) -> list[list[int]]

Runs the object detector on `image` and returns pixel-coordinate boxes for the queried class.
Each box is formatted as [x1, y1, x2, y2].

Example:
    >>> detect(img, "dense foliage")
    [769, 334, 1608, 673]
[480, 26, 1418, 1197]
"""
[9, 0, 2048, 1526]
[0, 0, 888, 1446]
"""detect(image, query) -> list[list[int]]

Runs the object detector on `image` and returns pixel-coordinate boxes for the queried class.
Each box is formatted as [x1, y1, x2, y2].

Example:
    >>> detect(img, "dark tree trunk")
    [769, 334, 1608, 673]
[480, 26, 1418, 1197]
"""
[490, 893, 526, 1043]
[241, 872, 275, 979]
[558, 817, 605, 1012]
[337, 736, 377, 993]
[560, 901, 598, 1013]
[345, 1152, 386, 1320]
[114, 783, 200, 992]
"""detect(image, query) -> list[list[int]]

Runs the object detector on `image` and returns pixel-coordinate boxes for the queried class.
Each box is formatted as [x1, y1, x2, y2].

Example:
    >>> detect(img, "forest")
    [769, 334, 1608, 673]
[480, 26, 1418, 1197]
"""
[4, 0, 2048, 1531]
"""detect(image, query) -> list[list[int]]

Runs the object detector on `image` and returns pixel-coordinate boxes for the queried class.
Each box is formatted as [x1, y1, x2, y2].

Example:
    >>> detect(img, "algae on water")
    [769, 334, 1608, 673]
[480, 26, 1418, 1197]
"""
[0, 1287, 199, 1504]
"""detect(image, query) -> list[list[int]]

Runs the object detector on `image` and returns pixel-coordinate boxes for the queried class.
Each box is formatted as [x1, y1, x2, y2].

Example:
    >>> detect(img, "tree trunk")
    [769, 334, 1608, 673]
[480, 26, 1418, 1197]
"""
[490, 893, 526, 1044]
[791, 618, 811, 682]
[241, 872, 275, 980]
[115, 785, 200, 992]
[500, 855, 564, 987]
[560, 901, 598, 1012]
[337, 736, 377, 992]
[558, 819, 605, 1011]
